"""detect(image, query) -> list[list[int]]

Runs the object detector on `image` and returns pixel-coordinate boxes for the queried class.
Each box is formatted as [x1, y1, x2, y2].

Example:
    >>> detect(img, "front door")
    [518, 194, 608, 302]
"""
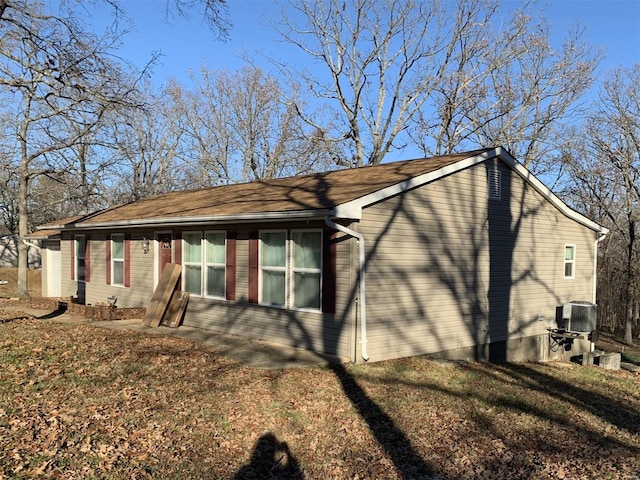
[157, 233, 173, 275]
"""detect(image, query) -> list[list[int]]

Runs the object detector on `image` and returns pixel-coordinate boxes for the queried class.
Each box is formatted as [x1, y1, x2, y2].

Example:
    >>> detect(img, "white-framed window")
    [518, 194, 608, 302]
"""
[184, 232, 203, 295]
[205, 231, 226, 298]
[183, 231, 226, 298]
[260, 231, 287, 306]
[564, 244, 576, 279]
[292, 230, 322, 310]
[111, 234, 125, 286]
[75, 234, 86, 282]
[259, 229, 322, 311]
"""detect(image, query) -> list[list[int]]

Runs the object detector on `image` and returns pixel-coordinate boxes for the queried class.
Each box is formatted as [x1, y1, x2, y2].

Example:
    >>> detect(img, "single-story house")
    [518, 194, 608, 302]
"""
[33, 147, 608, 363]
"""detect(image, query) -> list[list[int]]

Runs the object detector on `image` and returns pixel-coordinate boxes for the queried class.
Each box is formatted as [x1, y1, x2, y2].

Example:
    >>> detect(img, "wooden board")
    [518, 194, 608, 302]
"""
[162, 291, 190, 328]
[142, 263, 182, 328]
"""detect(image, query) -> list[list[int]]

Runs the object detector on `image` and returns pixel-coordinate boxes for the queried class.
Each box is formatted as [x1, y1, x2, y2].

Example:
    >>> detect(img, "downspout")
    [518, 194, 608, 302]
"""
[324, 216, 369, 361]
[592, 231, 608, 304]
[591, 231, 608, 353]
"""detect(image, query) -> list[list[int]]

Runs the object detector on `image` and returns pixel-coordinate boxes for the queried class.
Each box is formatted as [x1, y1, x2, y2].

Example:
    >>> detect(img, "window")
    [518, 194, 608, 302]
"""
[111, 234, 124, 286]
[260, 231, 287, 306]
[292, 231, 322, 309]
[75, 235, 86, 282]
[564, 245, 576, 279]
[259, 230, 322, 310]
[184, 232, 203, 295]
[205, 232, 226, 297]
[183, 231, 227, 298]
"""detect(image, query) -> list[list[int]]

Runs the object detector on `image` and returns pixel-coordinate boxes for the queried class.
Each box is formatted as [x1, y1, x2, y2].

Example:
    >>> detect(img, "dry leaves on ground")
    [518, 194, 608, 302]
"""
[1, 314, 639, 479]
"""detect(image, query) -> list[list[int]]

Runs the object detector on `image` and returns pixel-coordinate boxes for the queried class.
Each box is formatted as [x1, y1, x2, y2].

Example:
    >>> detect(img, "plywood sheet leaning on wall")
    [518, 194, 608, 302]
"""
[162, 291, 190, 328]
[142, 263, 182, 328]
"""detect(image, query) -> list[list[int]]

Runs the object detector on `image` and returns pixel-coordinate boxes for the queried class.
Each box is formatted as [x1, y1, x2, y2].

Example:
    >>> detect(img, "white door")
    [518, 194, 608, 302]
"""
[46, 244, 62, 297]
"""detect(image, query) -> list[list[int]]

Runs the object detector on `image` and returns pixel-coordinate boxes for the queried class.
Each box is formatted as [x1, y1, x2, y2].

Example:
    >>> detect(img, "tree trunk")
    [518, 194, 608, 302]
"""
[624, 300, 634, 345]
[623, 218, 636, 345]
[16, 168, 30, 299]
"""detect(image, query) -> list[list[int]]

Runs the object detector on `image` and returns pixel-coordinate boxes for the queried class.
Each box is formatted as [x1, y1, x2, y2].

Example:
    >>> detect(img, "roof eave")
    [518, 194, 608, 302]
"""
[335, 147, 501, 220]
[333, 146, 608, 235]
[63, 209, 336, 231]
[499, 150, 609, 235]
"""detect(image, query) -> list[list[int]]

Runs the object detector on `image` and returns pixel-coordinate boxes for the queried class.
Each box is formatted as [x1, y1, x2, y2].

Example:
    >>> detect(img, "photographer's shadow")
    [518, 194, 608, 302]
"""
[234, 433, 303, 479]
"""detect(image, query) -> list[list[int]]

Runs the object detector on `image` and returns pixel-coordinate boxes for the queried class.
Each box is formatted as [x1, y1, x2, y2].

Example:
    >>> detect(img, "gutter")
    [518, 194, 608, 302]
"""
[44, 209, 337, 231]
[22, 239, 41, 251]
[324, 216, 369, 362]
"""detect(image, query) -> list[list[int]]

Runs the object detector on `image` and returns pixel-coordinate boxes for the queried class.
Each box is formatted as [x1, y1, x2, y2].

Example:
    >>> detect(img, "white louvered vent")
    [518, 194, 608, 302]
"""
[488, 165, 501, 200]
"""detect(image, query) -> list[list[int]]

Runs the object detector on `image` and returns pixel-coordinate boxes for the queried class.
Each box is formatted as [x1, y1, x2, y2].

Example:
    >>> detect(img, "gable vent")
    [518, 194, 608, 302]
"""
[488, 165, 501, 200]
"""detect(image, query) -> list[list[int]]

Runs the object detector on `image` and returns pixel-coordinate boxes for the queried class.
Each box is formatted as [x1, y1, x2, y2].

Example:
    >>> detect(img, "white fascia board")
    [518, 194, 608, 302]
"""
[332, 146, 608, 235]
[498, 149, 609, 235]
[67, 209, 331, 230]
[332, 148, 501, 220]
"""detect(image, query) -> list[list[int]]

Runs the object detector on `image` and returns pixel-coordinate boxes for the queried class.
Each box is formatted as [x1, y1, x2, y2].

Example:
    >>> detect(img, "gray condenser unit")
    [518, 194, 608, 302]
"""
[559, 301, 597, 333]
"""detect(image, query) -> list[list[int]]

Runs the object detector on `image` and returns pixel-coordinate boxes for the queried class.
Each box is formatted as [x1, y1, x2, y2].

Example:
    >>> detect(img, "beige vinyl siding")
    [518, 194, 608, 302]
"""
[57, 224, 355, 360]
[86, 231, 156, 307]
[60, 231, 156, 307]
[359, 159, 597, 362]
[182, 228, 355, 359]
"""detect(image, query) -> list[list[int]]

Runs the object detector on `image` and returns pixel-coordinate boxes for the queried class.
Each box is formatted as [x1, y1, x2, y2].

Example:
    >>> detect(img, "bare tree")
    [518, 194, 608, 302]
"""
[162, 0, 230, 40]
[563, 65, 640, 343]
[278, 0, 600, 171]
[107, 85, 185, 203]
[279, 0, 459, 167]
[0, 2, 143, 298]
[171, 66, 334, 185]
[409, 3, 599, 176]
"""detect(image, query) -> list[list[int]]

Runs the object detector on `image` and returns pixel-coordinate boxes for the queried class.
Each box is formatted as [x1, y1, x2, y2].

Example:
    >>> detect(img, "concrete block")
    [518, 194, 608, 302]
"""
[621, 362, 640, 373]
[581, 350, 604, 366]
[598, 352, 621, 370]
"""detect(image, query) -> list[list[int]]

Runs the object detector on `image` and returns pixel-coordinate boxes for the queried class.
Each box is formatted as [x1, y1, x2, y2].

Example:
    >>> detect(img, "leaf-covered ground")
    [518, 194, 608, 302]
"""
[1, 311, 639, 479]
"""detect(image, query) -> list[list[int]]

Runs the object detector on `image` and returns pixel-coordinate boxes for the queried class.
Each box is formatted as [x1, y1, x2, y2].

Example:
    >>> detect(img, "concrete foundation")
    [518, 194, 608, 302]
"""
[428, 334, 592, 363]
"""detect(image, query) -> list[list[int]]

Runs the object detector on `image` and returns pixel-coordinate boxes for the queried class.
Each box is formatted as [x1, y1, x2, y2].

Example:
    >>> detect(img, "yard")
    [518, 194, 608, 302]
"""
[1, 309, 639, 479]
[0, 268, 42, 299]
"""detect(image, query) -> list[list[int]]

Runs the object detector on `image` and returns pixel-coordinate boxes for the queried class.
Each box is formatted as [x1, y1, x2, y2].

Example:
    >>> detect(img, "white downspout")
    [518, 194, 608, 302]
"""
[591, 231, 608, 353]
[592, 232, 608, 304]
[324, 216, 369, 362]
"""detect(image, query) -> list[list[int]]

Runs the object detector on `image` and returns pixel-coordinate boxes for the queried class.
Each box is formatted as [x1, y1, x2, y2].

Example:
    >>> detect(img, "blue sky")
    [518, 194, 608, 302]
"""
[94, 0, 639, 85]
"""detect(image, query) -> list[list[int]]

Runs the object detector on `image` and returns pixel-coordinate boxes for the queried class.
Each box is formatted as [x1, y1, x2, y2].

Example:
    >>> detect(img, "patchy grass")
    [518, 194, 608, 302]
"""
[597, 332, 640, 366]
[0, 268, 42, 298]
[1, 313, 639, 479]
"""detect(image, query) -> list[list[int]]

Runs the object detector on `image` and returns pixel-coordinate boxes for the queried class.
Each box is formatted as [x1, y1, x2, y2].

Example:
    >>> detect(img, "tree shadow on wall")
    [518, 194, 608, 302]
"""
[234, 433, 303, 480]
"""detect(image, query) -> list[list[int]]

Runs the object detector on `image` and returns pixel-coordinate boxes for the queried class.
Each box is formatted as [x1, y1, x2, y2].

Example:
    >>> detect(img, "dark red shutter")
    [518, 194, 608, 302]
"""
[84, 235, 91, 283]
[124, 234, 131, 287]
[248, 231, 259, 304]
[226, 232, 237, 301]
[70, 237, 75, 280]
[174, 232, 182, 265]
[106, 237, 111, 285]
[322, 231, 337, 314]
